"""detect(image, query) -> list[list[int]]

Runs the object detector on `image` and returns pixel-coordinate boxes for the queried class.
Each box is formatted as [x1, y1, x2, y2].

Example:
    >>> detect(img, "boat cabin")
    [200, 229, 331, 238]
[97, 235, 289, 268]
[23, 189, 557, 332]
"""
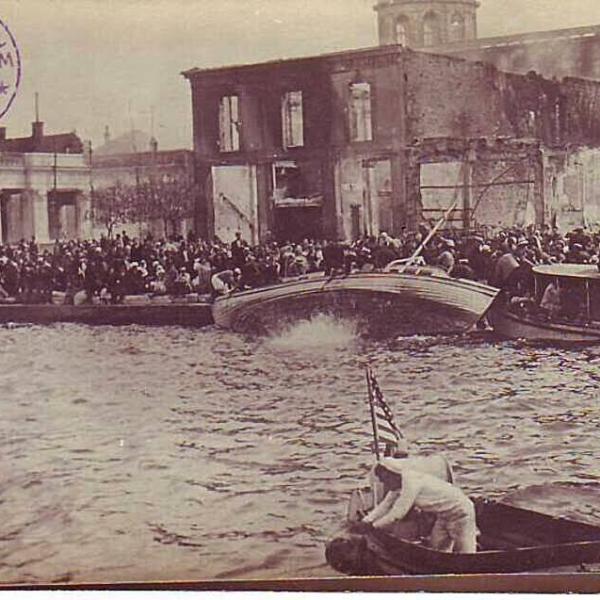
[532, 264, 600, 324]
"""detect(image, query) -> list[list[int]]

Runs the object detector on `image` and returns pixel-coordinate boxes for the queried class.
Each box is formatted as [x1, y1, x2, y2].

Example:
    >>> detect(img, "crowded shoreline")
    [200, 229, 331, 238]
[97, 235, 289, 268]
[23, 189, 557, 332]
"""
[0, 224, 597, 306]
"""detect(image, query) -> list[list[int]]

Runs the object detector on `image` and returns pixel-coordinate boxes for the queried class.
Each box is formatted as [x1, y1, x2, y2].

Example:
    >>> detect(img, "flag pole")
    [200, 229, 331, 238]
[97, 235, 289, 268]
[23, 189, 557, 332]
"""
[366, 367, 381, 462]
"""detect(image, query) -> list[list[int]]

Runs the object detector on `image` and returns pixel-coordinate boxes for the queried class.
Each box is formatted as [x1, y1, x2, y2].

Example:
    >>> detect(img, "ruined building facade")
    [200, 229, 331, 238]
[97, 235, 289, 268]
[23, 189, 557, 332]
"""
[184, 43, 600, 243]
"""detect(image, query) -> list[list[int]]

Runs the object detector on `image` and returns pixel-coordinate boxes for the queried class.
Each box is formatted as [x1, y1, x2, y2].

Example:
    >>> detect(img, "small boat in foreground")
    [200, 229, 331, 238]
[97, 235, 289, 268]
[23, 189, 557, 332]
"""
[212, 267, 499, 337]
[326, 487, 600, 575]
[489, 264, 600, 344]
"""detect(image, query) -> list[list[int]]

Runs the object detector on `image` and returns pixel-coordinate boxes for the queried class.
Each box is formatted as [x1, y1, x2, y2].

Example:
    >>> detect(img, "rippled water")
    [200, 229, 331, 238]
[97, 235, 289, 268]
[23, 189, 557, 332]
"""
[2, 317, 600, 584]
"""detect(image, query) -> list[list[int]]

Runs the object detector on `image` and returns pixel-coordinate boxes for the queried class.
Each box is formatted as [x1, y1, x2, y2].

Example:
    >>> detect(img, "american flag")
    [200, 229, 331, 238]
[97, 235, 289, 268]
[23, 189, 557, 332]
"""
[366, 367, 404, 458]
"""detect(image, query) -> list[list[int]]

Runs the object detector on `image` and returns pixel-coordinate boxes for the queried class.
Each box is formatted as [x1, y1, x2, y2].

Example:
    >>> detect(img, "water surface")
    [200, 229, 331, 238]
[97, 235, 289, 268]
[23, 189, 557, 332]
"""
[2, 317, 600, 583]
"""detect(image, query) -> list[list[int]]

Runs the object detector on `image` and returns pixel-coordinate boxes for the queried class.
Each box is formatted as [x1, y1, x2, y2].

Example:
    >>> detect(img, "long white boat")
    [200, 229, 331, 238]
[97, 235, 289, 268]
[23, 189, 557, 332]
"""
[212, 265, 500, 337]
[489, 264, 600, 344]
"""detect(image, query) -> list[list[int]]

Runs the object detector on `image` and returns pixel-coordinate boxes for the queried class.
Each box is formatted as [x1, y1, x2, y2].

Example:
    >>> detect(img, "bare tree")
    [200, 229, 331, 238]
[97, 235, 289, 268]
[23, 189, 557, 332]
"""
[89, 182, 137, 238]
[136, 174, 197, 238]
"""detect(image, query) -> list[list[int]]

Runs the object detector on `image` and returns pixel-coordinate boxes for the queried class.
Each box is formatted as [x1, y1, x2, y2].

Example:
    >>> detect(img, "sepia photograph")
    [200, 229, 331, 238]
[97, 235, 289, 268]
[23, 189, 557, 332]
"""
[3, 0, 600, 592]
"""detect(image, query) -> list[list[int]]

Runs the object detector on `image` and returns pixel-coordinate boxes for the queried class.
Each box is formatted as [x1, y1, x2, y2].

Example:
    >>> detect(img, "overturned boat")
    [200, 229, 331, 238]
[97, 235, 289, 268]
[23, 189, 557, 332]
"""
[212, 266, 500, 337]
[326, 485, 600, 575]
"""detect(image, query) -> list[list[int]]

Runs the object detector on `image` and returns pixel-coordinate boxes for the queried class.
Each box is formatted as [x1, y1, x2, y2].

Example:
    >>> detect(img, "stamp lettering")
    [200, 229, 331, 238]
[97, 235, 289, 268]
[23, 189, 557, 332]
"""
[0, 52, 14, 68]
[0, 17, 20, 119]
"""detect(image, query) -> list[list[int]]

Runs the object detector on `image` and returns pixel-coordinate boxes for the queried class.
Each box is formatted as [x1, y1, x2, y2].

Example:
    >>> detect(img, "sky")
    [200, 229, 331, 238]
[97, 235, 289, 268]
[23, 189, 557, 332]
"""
[3, 0, 600, 150]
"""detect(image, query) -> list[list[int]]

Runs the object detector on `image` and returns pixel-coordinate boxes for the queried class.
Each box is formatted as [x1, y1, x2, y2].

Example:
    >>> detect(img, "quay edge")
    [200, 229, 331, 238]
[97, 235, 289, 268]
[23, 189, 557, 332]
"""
[0, 302, 214, 328]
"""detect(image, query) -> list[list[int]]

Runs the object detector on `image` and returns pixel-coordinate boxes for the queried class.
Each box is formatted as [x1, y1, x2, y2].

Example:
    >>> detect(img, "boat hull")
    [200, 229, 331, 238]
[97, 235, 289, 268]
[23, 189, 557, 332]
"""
[326, 499, 600, 575]
[489, 307, 600, 344]
[212, 272, 499, 337]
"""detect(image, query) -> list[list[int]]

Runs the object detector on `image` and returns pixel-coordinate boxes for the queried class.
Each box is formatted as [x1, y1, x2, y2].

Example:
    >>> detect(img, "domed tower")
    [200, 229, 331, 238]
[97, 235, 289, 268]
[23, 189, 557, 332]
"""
[374, 0, 479, 48]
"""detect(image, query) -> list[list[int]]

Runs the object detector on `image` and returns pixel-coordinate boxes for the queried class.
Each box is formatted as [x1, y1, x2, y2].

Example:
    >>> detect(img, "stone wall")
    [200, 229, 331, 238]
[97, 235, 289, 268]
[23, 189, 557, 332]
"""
[404, 51, 600, 149]
[545, 147, 600, 232]
[404, 51, 565, 144]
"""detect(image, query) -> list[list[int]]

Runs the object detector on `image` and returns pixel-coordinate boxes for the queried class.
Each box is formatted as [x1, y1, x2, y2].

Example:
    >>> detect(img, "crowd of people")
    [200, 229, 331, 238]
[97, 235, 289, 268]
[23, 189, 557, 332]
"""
[0, 223, 598, 305]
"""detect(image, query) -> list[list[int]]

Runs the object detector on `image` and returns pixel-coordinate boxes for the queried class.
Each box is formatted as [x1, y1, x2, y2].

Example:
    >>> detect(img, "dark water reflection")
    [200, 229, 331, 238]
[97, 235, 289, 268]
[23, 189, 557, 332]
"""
[2, 317, 600, 583]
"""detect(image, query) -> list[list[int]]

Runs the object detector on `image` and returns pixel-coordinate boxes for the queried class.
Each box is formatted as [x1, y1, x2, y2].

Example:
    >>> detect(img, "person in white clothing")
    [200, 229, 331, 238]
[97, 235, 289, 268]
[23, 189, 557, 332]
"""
[368, 453, 454, 506]
[211, 268, 240, 296]
[362, 463, 477, 554]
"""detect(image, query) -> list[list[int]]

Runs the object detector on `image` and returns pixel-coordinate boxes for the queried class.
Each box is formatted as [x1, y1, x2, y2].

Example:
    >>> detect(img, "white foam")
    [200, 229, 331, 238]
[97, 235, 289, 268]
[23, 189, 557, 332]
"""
[265, 313, 358, 353]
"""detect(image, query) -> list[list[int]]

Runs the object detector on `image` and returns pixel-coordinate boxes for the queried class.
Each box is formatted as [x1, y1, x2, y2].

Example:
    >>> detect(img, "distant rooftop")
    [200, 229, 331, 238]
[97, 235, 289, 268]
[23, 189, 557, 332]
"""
[0, 122, 83, 154]
[94, 129, 153, 156]
[92, 148, 193, 168]
[432, 23, 600, 53]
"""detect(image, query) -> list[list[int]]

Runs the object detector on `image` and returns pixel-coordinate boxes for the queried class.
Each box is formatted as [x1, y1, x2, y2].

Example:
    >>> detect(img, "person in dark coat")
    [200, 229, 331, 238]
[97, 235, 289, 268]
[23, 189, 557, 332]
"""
[231, 231, 247, 269]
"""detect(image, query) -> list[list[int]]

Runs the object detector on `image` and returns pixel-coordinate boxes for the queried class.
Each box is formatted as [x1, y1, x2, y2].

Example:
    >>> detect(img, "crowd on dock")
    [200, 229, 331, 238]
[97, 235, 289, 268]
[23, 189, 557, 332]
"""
[0, 224, 597, 303]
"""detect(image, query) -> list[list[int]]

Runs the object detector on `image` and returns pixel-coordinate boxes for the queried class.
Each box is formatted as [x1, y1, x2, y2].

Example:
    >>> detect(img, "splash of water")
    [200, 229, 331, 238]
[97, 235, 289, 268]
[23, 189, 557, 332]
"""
[265, 313, 358, 353]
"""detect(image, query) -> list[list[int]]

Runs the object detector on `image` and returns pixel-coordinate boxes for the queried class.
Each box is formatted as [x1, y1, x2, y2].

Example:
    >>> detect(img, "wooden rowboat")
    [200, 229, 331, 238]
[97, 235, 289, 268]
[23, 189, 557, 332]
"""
[212, 267, 499, 337]
[326, 492, 600, 575]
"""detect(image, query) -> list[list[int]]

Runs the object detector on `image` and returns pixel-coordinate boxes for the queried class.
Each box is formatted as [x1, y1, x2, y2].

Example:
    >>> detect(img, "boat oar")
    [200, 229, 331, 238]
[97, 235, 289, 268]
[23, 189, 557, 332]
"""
[396, 200, 458, 273]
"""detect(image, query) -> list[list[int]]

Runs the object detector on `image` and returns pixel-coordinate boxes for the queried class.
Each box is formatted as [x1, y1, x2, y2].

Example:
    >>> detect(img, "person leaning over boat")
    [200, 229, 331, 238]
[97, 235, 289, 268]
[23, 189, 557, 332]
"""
[368, 448, 455, 506]
[210, 268, 241, 296]
[359, 460, 477, 554]
[436, 239, 456, 274]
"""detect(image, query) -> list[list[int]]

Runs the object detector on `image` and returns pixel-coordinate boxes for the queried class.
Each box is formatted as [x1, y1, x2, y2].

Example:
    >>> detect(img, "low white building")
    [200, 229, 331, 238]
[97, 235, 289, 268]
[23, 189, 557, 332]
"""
[0, 122, 92, 244]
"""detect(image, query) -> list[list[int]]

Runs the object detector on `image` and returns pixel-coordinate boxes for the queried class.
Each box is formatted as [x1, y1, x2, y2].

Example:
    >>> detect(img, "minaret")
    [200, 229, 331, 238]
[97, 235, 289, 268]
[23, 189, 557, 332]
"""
[374, 0, 479, 48]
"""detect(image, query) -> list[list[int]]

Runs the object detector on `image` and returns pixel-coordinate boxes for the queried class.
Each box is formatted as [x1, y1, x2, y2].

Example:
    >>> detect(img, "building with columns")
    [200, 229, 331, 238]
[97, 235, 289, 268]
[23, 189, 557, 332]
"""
[0, 123, 197, 245]
[0, 122, 92, 245]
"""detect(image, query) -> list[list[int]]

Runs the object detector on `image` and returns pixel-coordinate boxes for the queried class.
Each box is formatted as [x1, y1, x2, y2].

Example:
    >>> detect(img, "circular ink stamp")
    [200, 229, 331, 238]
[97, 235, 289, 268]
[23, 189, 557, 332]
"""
[0, 18, 20, 120]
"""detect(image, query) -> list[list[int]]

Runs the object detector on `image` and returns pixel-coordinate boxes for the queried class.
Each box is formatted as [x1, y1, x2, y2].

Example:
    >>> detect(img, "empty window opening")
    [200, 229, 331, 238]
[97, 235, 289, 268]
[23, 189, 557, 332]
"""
[449, 13, 465, 42]
[282, 91, 304, 148]
[423, 12, 441, 46]
[395, 18, 409, 45]
[219, 95, 240, 152]
[349, 82, 373, 142]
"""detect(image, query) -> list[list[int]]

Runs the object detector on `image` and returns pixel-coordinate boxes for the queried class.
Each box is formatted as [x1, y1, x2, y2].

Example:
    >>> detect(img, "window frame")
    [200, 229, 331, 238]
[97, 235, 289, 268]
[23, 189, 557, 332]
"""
[281, 90, 305, 149]
[395, 18, 409, 46]
[449, 12, 466, 43]
[218, 94, 241, 153]
[422, 12, 441, 47]
[348, 81, 374, 143]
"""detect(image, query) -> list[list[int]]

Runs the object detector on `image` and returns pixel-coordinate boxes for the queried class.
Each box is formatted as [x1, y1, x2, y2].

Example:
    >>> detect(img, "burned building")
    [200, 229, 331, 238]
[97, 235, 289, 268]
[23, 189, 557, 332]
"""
[183, 41, 600, 242]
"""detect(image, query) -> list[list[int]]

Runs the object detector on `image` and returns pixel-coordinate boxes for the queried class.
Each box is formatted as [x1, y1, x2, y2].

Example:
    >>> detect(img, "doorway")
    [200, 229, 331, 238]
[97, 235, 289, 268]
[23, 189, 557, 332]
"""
[0, 191, 30, 244]
[363, 159, 393, 236]
[48, 191, 80, 241]
[274, 206, 322, 243]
